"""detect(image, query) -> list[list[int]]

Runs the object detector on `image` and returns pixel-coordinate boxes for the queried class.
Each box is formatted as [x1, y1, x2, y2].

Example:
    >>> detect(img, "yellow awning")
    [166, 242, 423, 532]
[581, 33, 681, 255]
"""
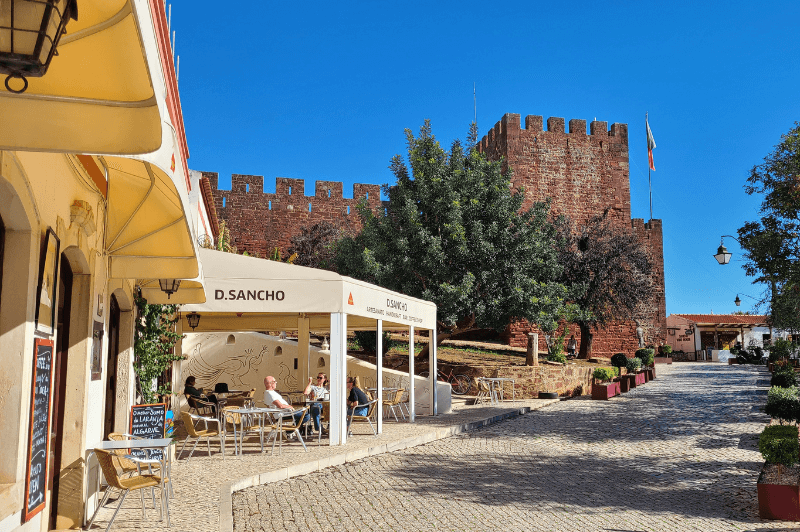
[138, 279, 206, 304]
[104, 154, 199, 281]
[0, 0, 162, 154]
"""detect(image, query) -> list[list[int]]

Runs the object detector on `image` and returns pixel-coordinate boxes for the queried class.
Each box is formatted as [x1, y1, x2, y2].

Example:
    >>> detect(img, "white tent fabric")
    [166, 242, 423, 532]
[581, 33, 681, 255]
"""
[182, 248, 436, 331]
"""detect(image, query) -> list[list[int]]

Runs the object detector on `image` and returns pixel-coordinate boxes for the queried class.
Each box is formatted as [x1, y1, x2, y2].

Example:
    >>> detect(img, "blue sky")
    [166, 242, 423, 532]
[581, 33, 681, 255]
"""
[173, 1, 799, 317]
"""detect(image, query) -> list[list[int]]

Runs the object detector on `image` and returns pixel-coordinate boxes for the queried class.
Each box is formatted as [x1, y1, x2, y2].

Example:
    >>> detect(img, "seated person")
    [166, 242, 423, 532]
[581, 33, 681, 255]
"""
[346, 376, 369, 427]
[303, 373, 329, 434]
[184, 376, 218, 411]
[263, 376, 310, 426]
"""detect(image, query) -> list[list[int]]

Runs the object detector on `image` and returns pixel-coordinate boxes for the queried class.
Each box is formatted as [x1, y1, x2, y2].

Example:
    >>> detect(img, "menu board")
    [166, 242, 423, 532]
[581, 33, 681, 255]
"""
[129, 403, 166, 460]
[23, 338, 55, 522]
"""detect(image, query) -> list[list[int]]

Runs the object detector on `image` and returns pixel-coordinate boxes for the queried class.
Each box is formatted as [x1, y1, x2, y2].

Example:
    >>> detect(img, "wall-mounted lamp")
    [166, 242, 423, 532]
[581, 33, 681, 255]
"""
[0, 0, 78, 93]
[186, 311, 200, 330]
[158, 278, 181, 299]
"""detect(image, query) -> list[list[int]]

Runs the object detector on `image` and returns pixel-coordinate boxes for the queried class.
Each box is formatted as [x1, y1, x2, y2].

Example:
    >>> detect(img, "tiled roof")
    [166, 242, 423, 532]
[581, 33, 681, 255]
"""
[674, 314, 769, 326]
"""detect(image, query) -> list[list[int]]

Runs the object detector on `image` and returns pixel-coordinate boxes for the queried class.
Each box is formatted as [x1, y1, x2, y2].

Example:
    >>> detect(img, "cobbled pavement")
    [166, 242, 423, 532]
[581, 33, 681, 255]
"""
[232, 364, 800, 532]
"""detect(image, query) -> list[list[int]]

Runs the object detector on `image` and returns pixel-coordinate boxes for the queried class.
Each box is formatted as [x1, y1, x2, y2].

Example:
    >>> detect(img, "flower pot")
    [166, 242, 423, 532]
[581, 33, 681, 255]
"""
[591, 381, 619, 400]
[625, 374, 639, 388]
[617, 376, 630, 393]
[635, 371, 647, 386]
[758, 468, 800, 521]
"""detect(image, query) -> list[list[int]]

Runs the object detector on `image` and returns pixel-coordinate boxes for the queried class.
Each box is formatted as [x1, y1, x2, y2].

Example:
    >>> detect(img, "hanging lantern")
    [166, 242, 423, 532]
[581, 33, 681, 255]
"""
[186, 312, 200, 330]
[0, 0, 78, 93]
[158, 278, 181, 299]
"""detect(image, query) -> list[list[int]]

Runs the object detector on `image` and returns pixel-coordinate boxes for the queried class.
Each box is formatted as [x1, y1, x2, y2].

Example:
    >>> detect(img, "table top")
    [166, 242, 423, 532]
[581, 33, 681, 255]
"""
[227, 406, 287, 414]
[94, 438, 172, 450]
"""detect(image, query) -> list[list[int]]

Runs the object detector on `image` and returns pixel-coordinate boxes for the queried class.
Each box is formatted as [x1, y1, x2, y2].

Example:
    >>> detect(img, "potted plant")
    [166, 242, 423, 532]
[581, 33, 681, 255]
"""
[626, 357, 643, 387]
[772, 369, 799, 389]
[611, 353, 630, 393]
[655, 344, 673, 364]
[591, 367, 620, 400]
[757, 424, 800, 520]
[636, 348, 655, 380]
[764, 386, 799, 425]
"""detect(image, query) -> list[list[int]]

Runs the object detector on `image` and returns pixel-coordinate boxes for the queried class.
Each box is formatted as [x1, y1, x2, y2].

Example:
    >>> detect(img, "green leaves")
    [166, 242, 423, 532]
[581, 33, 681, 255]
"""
[759, 425, 799, 468]
[335, 120, 572, 336]
[133, 292, 184, 405]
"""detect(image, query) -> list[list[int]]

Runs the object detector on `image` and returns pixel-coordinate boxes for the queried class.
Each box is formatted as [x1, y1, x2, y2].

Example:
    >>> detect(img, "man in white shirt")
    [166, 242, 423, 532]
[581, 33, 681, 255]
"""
[263, 376, 309, 425]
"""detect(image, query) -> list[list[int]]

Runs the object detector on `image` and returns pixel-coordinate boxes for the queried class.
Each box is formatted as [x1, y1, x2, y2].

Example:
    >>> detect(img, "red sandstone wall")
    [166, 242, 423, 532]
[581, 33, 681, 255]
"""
[203, 172, 386, 257]
[481, 113, 666, 354]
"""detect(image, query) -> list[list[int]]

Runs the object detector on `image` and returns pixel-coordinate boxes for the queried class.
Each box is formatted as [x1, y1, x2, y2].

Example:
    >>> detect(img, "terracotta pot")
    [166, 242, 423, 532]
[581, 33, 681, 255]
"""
[758, 468, 800, 521]
[591, 381, 619, 400]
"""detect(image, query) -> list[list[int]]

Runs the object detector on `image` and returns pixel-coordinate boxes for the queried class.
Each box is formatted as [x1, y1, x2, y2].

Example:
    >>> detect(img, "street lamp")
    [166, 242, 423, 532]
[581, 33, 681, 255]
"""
[186, 312, 201, 330]
[734, 293, 758, 307]
[158, 278, 181, 299]
[713, 235, 739, 265]
[0, 0, 79, 93]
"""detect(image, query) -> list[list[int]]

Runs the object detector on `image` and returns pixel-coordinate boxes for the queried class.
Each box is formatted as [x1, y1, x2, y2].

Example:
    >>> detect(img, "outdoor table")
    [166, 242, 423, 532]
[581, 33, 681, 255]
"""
[91, 437, 173, 526]
[488, 377, 516, 401]
[225, 407, 284, 456]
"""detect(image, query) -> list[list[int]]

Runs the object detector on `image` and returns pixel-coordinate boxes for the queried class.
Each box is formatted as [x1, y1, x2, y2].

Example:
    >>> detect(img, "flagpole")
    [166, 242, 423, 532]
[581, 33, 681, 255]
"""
[647, 112, 652, 221]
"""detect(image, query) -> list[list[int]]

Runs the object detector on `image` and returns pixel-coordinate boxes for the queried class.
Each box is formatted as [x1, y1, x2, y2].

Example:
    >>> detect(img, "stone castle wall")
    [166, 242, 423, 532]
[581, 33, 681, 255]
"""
[479, 113, 666, 355]
[203, 172, 386, 257]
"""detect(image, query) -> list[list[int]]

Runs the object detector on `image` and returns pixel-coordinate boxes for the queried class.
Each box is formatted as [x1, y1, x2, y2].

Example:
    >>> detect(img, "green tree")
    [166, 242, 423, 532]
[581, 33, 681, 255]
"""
[134, 293, 183, 405]
[556, 210, 654, 359]
[334, 121, 577, 360]
[288, 221, 347, 270]
[739, 123, 800, 327]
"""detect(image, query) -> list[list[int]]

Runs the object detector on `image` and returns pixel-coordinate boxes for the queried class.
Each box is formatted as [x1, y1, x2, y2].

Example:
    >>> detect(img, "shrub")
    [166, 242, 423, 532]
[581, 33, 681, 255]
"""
[771, 369, 798, 388]
[353, 330, 392, 354]
[660, 345, 673, 355]
[635, 348, 655, 367]
[769, 338, 795, 363]
[611, 353, 628, 373]
[547, 352, 567, 364]
[759, 425, 799, 470]
[626, 357, 642, 373]
[593, 367, 616, 382]
[765, 386, 800, 423]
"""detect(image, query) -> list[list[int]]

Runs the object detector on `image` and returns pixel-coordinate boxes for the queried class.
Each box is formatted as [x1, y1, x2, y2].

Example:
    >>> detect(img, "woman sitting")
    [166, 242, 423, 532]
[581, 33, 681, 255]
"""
[184, 376, 218, 413]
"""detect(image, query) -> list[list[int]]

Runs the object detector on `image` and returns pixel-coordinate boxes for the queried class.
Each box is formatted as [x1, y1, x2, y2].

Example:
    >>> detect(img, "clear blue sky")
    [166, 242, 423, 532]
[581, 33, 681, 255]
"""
[173, 0, 799, 317]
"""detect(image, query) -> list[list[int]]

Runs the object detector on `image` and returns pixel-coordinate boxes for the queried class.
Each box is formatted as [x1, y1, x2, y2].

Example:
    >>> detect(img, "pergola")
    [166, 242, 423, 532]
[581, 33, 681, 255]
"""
[179, 248, 439, 445]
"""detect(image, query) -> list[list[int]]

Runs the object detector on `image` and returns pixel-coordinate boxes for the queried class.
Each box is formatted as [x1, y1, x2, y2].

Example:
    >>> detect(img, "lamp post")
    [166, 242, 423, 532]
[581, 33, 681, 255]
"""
[0, 0, 78, 93]
[713, 235, 739, 265]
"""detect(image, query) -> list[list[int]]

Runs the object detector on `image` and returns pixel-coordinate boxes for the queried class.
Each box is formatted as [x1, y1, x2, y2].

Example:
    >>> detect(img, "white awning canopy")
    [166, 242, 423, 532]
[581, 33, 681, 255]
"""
[181, 248, 436, 331]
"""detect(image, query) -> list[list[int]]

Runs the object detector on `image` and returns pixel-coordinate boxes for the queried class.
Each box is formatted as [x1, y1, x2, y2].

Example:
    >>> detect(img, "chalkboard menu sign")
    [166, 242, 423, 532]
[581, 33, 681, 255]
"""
[129, 403, 167, 460]
[23, 338, 55, 522]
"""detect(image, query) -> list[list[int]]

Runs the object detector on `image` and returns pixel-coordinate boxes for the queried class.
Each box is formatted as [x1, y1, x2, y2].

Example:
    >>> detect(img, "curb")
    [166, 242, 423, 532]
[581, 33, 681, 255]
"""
[219, 399, 558, 531]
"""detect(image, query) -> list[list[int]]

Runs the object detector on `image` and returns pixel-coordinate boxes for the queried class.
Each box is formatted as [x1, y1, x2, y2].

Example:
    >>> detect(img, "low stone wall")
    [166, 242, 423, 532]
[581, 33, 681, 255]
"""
[671, 351, 697, 362]
[494, 364, 594, 398]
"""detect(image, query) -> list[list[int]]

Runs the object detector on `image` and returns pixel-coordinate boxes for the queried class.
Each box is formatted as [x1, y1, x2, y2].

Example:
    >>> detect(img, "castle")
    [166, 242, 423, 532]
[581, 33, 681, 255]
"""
[203, 112, 666, 356]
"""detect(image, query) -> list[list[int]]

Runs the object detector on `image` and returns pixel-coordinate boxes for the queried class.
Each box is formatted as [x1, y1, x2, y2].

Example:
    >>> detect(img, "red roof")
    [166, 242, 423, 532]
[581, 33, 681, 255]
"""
[674, 314, 769, 326]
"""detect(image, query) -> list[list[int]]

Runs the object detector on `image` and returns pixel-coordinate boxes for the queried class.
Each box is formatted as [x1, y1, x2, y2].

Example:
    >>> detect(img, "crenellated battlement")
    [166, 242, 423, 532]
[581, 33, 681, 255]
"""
[201, 171, 385, 257]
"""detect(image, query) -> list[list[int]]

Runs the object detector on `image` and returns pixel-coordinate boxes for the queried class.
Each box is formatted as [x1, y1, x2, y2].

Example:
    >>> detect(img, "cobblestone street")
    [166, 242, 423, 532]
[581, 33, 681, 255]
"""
[233, 364, 793, 532]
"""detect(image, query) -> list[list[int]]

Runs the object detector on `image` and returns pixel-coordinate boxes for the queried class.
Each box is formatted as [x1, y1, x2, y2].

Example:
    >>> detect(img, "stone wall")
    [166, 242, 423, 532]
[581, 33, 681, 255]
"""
[494, 364, 594, 398]
[480, 113, 666, 355]
[203, 172, 386, 257]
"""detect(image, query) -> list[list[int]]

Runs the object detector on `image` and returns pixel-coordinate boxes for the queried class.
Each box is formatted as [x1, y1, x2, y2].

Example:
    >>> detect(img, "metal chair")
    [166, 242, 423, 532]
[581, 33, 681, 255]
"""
[186, 394, 218, 417]
[383, 389, 406, 421]
[347, 398, 379, 437]
[267, 407, 310, 453]
[87, 448, 169, 531]
[222, 406, 271, 455]
[179, 411, 224, 460]
[224, 388, 255, 408]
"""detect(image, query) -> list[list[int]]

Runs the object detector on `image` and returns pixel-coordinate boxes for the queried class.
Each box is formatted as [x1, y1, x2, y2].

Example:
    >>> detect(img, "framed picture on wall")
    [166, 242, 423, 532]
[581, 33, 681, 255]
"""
[35, 228, 60, 336]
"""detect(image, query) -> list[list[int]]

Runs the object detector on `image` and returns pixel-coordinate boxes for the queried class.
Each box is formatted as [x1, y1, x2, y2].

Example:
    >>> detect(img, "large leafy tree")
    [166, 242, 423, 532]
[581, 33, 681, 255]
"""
[738, 122, 800, 326]
[556, 210, 654, 359]
[334, 121, 576, 356]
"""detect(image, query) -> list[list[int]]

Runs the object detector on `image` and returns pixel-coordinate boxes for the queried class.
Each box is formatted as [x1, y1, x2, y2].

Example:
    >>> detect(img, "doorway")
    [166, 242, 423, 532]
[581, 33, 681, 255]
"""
[103, 295, 120, 437]
[49, 254, 72, 529]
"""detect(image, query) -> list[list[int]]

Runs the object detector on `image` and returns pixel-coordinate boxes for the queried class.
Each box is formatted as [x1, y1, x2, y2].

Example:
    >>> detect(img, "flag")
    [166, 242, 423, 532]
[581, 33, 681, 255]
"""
[646, 118, 656, 171]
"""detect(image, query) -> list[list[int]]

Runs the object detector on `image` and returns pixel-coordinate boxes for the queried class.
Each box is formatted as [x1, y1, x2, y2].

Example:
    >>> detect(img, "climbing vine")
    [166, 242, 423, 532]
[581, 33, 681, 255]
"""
[134, 291, 184, 405]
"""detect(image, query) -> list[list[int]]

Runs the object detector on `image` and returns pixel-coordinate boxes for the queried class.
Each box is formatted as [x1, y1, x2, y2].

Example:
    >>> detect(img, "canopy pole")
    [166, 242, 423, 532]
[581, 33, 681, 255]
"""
[376, 320, 383, 433]
[298, 316, 310, 391]
[408, 326, 415, 422]
[430, 328, 437, 416]
[329, 313, 347, 446]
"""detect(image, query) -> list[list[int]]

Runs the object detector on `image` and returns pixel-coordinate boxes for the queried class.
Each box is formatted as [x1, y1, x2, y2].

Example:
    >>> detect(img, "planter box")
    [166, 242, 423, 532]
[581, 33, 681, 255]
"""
[617, 376, 630, 393]
[654, 357, 672, 364]
[758, 468, 800, 521]
[636, 371, 647, 385]
[592, 381, 619, 400]
[649, 367, 656, 380]
[625, 374, 639, 388]
[728, 358, 739, 365]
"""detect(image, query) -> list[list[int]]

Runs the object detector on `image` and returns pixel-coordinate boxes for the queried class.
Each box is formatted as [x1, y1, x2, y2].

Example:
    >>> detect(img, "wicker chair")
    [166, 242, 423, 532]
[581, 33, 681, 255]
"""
[266, 407, 310, 453]
[347, 398, 379, 437]
[222, 406, 271, 455]
[186, 394, 217, 417]
[179, 411, 224, 460]
[474, 378, 492, 404]
[382, 389, 406, 421]
[224, 388, 255, 408]
[106, 433, 162, 477]
[87, 448, 169, 531]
